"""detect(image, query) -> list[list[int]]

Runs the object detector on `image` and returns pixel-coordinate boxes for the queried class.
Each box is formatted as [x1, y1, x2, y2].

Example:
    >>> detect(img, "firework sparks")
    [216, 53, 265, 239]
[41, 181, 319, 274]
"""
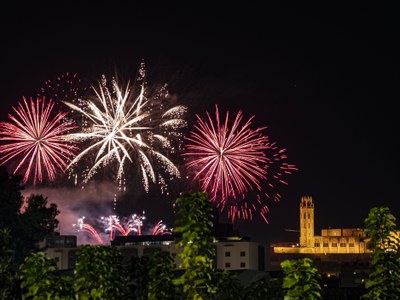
[37, 71, 87, 104]
[83, 212, 172, 242]
[183, 104, 297, 222]
[152, 220, 172, 235]
[0, 97, 78, 184]
[74, 216, 104, 245]
[63, 63, 187, 192]
[37, 72, 88, 186]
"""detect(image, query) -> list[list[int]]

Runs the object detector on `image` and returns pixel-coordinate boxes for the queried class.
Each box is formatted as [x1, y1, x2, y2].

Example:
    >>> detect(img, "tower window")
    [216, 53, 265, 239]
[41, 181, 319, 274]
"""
[340, 243, 346, 247]
[332, 243, 338, 247]
[308, 213, 310, 219]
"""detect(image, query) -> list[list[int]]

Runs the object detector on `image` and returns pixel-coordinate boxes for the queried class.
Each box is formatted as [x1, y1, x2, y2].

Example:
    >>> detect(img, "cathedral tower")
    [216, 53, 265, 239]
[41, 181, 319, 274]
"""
[300, 196, 314, 247]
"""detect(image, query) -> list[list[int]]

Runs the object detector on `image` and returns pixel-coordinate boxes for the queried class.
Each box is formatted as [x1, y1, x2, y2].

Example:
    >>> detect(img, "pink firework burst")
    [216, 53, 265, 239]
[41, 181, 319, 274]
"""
[0, 97, 78, 184]
[184, 104, 297, 222]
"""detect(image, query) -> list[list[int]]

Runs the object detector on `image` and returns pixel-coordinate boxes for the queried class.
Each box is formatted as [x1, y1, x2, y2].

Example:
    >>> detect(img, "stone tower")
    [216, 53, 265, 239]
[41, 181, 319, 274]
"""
[300, 196, 314, 247]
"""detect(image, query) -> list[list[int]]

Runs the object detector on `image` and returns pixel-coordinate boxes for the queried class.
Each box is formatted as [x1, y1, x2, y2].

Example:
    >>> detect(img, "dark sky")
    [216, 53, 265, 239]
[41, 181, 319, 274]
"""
[1, 3, 399, 243]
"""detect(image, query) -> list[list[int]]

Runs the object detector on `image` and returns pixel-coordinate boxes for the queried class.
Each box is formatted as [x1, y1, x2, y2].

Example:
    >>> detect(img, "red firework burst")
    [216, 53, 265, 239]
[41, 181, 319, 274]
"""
[184, 105, 297, 222]
[0, 97, 78, 184]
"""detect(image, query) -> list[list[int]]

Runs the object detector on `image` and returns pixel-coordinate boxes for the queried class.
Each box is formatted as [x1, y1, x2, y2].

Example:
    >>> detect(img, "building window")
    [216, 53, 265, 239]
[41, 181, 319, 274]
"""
[240, 262, 246, 268]
[349, 243, 355, 247]
[240, 251, 246, 257]
[332, 243, 337, 247]
[314, 242, 320, 247]
[308, 213, 310, 219]
[323, 242, 329, 247]
[340, 243, 346, 247]
[304, 213, 306, 219]
[225, 251, 231, 257]
[225, 262, 231, 268]
[308, 223, 310, 228]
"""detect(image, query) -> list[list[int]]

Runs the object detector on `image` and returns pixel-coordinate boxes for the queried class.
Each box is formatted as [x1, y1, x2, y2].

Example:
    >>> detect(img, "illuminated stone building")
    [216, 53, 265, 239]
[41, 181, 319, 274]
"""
[273, 196, 371, 254]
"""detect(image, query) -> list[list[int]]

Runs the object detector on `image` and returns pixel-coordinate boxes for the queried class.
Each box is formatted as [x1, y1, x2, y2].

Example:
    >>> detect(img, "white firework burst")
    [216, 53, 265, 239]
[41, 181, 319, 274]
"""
[64, 63, 187, 192]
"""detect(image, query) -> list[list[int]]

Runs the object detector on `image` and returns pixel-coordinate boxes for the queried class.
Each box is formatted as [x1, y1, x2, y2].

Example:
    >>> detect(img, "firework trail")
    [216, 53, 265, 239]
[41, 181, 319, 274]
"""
[0, 97, 78, 184]
[63, 62, 187, 193]
[183, 104, 297, 223]
[74, 216, 104, 245]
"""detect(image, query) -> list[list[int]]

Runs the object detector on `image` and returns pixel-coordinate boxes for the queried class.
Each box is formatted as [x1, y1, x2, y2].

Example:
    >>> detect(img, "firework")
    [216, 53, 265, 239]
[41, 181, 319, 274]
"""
[0, 97, 78, 184]
[184, 104, 297, 222]
[92, 212, 172, 241]
[74, 217, 104, 245]
[37, 71, 87, 104]
[63, 62, 187, 192]
[152, 220, 172, 235]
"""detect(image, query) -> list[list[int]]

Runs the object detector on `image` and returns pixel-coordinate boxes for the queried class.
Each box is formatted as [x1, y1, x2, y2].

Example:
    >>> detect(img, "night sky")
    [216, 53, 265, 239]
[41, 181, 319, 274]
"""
[1, 3, 399, 243]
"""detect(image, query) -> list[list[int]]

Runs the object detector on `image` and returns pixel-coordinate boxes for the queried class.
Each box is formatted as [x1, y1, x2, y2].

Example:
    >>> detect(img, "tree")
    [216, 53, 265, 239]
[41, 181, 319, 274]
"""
[16, 194, 59, 263]
[147, 251, 180, 300]
[0, 228, 20, 300]
[213, 270, 242, 300]
[362, 206, 400, 300]
[19, 251, 73, 300]
[243, 277, 284, 300]
[0, 166, 60, 265]
[74, 245, 123, 300]
[173, 192, 216, 300]
[281, 258, 322, 300]
[0, 166, 23, 239]
[125, 256, 151, 299]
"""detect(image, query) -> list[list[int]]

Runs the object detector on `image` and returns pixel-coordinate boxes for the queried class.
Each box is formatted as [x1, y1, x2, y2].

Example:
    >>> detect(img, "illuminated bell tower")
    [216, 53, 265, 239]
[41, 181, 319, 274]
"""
[300, 196, 314, 247]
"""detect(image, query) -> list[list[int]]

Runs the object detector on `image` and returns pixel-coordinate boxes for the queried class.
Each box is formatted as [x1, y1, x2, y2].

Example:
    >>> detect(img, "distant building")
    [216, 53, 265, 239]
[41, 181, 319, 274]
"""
[268, 196, 373, 286]
[39, 233, 77, 270]
[43, 222, 268, 274]
[273, 196, 371, 255]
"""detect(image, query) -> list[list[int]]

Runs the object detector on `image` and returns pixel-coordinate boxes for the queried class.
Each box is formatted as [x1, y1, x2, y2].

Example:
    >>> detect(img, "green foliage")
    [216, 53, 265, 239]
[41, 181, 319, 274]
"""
[212, 270, 242, 300]
[243, 278, 284, 300]
[19, 252, 73, 300]
[148, 251, 180, 300]
[0, 228, 20, 300]
[173, 192, 216, 300]
[74, 245, 123, 300]
[362, 250, 400, 300]
[362, 206, 400, 300]
[125, 256, 151, 299]
[281, 258, 322, 300]
[364, 206, 399, 250]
